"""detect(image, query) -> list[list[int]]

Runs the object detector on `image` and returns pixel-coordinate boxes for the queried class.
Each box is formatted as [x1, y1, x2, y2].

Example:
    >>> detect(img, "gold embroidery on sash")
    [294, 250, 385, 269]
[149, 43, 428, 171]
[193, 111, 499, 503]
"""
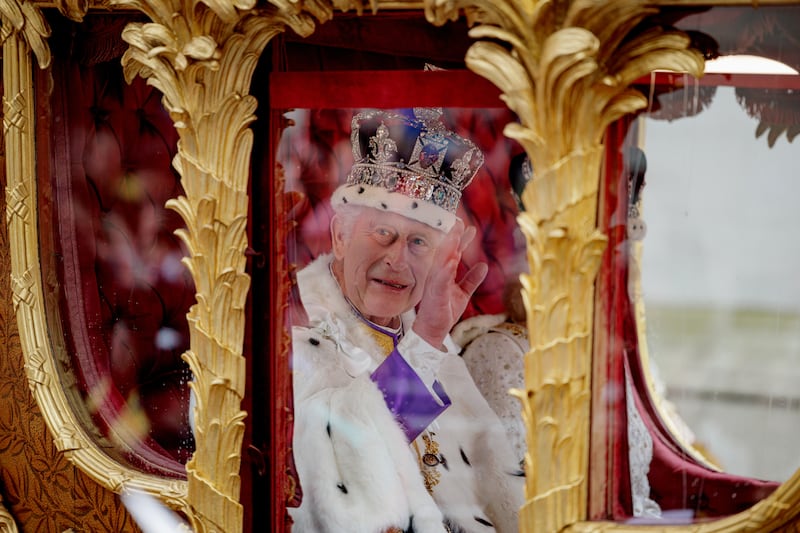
[413, 432, 442, 493]
[363, 324, 395, 357]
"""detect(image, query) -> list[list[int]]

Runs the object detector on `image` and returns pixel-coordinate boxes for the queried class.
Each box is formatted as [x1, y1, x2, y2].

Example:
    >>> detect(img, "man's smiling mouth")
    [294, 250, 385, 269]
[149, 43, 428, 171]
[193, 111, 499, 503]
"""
[374, 278, 407, 289]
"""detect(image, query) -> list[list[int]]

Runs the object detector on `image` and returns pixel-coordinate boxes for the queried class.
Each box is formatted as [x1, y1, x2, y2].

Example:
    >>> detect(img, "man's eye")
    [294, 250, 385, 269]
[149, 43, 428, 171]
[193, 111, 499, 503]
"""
[373, 227, 395, 243]
[409, 237, 431, 253]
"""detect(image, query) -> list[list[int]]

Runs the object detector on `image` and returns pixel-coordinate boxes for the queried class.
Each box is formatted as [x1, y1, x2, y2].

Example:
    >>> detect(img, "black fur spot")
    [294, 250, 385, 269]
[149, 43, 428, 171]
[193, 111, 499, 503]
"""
[443, 518, 465, 533]
[474, 516, 494, 527]
[326, 423, 331, 437]
[309, 337, 320, 346]
[460, 448, 471, 466]
[411, 201, 418, 209]
[381, 202, 388, 209]
[337, 482, 348, 494]
[342, 196, 348, 204]
[437, 220, 442, 227]
[358, 186, 365, 194]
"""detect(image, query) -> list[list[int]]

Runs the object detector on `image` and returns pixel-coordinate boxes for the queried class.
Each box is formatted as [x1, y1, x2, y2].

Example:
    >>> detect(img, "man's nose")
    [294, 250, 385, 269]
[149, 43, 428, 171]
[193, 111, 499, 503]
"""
[384, 239, 409, 268]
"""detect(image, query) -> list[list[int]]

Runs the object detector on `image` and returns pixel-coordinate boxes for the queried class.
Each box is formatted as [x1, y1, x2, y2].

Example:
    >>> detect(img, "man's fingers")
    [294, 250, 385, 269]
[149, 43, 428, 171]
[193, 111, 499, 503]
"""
[433, 222, 475, 274]
[458, 262, 488, 298]
[425, 221, 483, 303]
[459, 225, 477, 253]
[435, 221, 464, 263]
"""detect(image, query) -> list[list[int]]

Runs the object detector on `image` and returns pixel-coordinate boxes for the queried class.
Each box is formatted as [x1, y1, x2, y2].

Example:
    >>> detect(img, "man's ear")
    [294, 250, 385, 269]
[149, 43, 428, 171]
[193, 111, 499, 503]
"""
[330, 214, 345, 260]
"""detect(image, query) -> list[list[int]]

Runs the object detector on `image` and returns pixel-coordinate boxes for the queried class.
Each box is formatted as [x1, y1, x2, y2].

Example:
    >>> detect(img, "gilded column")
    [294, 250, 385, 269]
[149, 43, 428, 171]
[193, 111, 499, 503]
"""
[115, 0, 369, 530]
[425, 1, 703, 531]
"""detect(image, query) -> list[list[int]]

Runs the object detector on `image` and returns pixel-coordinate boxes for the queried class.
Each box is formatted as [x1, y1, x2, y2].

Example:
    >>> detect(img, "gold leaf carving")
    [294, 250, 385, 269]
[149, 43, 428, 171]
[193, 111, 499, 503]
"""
[0, 496, 19, 533]
[426, 0, 703, 531]
[115, 0, 298, 529]
[0, 0, 51, 68]
[115, 0, 380, 528]
[52, 0, 90, 23]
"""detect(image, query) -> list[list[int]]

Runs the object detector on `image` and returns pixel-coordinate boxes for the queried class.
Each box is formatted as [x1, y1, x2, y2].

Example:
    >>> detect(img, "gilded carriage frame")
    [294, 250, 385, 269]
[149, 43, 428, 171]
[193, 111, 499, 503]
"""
[3, 0, 800, 532]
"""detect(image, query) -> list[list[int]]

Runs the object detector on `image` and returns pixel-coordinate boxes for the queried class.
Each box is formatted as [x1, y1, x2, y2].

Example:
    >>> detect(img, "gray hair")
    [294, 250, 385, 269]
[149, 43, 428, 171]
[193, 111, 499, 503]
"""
[330, 203, 368, 241]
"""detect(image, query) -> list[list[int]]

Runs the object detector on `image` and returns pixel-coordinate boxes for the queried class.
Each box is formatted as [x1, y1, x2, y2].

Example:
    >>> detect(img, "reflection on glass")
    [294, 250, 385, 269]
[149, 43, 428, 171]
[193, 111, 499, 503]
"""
[44, 55, 195, 471]
[638, 82, 800, 482]
[279, 107, 529, 531]
[704, 55, 799, 75]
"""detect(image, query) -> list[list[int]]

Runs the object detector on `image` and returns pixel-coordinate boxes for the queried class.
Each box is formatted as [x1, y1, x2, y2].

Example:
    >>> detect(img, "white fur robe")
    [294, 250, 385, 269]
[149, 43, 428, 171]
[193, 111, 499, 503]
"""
[290, 255, 523, 533]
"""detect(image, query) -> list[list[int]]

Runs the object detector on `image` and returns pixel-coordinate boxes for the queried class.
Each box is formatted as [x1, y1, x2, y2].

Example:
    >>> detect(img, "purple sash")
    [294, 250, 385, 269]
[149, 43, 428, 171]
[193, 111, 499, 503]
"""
[371, 349, 451, 442]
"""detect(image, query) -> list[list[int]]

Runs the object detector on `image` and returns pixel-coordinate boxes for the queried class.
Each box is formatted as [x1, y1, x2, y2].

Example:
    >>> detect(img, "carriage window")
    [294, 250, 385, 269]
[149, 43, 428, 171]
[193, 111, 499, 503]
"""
[256, 21, 540, 519]
[38, 16, 194, 475]
[636, 3, 800, 487]
[275, 100, 533, 528]
[636, 72, 800, 482]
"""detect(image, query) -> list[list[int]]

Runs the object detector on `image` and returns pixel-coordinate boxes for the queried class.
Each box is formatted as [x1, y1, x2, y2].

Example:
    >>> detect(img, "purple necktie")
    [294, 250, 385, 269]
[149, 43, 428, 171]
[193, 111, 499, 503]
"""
[371, 348, 451, 442]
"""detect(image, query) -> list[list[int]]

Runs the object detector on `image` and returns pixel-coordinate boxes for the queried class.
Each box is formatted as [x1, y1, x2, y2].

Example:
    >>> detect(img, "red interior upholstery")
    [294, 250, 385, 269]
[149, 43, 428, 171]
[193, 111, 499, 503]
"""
[48, 53, 194, 472]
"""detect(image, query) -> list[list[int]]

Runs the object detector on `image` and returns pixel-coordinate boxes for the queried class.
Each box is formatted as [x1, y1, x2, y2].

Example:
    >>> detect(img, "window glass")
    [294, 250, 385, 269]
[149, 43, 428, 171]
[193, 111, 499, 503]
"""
[637, 77, 800, 482]
[274, 101, 531, 529]
[39, 16, 194, 474]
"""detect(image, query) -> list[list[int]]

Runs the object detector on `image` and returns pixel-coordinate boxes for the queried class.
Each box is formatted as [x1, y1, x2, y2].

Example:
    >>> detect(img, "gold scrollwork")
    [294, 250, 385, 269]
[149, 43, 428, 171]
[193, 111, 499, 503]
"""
[0, 0, 51, 69]
[0, 496, 18, 533]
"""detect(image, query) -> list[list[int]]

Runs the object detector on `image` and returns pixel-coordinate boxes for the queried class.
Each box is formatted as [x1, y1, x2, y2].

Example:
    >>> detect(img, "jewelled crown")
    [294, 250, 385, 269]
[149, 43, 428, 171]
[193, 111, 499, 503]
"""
[330, 108, 484, 232]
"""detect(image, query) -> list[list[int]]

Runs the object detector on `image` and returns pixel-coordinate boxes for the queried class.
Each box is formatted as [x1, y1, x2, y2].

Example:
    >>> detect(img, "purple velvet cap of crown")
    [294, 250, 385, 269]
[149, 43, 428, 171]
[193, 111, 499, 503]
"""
[330, 108, 484, 232]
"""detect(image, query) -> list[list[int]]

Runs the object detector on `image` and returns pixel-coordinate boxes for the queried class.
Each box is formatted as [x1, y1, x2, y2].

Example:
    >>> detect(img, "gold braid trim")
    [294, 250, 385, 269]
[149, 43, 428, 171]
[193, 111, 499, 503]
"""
[412, 433, 442, 493]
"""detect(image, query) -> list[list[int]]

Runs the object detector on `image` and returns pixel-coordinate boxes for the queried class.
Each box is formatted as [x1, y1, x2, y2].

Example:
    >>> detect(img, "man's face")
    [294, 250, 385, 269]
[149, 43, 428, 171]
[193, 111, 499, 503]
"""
[331, 208, 444, 327]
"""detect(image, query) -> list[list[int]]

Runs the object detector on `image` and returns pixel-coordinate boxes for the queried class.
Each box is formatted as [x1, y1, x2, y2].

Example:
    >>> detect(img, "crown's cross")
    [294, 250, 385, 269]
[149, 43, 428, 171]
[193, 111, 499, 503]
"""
[410, 131, 448, 175]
